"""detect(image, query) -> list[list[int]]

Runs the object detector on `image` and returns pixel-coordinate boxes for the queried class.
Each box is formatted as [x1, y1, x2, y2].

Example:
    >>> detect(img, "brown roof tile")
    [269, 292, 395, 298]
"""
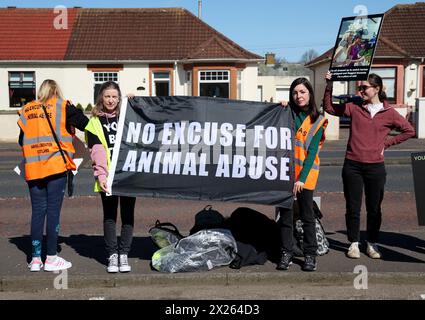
[0, 7, 261, 61]
[0, 8, 78, 60]
[378, 3, 425, 57]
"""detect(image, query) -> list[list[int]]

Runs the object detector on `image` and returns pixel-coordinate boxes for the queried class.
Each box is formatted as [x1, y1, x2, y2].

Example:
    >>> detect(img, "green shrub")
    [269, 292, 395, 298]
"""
[86, 103, 93, 112]
[75, 103, 84, 112]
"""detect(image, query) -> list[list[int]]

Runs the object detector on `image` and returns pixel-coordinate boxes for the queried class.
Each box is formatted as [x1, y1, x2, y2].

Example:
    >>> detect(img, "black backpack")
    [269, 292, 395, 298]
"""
[189, 205, 225, 235]
[222, 207, 282, 263]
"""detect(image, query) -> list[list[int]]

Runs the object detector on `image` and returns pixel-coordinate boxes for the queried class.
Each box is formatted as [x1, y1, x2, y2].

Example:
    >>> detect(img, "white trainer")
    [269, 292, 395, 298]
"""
[366, 242, 382, 259]
[119, 254, 131, 273]
[107, 253, 119, 273]
[28, 257, 43, 272]
[44, 256, 72, 272]
[347, 242, 361, 259]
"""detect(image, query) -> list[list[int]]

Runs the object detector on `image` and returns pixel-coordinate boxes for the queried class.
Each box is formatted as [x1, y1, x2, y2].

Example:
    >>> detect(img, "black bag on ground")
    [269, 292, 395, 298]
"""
[189, 205, 225, 235]
[229, 241, 268, 269]
[292, 200, 329, 256]
[222, 207, 282, 263]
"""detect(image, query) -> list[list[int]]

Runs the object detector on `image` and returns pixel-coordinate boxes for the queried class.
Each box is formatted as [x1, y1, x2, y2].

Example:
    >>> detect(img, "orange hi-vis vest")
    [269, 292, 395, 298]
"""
[17, 97, 76, 181]
[294, 115, 328, 190]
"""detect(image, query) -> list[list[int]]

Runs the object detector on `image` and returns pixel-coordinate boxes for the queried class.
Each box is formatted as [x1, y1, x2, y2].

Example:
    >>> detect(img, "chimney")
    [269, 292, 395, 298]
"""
[265, 53, 276, 66]
[198, 0, 202, 19]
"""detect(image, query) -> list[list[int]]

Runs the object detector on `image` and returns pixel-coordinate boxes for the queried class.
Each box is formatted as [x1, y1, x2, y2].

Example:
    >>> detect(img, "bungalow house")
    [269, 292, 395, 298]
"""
[0, 7, 263, 141]
[305, 2, 425, 139]
[257, 53, 313, 103]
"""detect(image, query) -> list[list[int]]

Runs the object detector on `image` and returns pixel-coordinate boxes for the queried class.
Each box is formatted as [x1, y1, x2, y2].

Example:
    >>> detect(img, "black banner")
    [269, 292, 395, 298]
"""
[108, 96, 294, 208]
[330, 13, 384, 81]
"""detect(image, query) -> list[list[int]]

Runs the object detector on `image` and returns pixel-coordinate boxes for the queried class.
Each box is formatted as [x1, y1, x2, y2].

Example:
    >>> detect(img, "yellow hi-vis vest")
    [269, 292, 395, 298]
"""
[85, 116, 111, 193]
[17, 97, 76, 181]
[294, 115, 328, 190]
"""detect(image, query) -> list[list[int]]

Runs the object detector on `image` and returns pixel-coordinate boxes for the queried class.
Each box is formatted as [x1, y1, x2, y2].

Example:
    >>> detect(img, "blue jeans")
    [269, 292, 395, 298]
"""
[28, 173, 67, 257]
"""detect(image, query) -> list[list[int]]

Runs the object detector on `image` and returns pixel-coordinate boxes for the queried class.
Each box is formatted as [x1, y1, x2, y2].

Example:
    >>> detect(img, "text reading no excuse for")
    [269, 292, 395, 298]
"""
[126, 121, 293, 150]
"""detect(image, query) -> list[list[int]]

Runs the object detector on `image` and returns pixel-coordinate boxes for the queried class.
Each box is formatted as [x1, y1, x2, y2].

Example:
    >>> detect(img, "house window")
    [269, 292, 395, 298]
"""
[152, 72, 170, 96]
[370, 67, 396, 103]
[93, 72, 119, 103]
[8, 71, 36, 108]
[199, 70, 230, 98]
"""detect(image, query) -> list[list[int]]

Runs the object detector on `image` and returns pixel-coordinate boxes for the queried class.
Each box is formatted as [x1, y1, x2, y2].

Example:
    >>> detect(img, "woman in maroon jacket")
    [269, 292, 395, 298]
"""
[323, 71, 415, 259]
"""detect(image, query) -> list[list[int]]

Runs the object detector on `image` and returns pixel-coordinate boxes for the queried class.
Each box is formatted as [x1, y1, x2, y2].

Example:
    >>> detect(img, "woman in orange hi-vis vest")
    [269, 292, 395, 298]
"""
[277, 78, 328, 272]
[17, 80, 88, 272]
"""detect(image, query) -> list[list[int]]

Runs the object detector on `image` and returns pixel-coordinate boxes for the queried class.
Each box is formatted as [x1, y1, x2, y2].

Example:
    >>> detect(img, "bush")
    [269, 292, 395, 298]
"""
[86, 103, 93, 112]
[75, 103, 84, 112]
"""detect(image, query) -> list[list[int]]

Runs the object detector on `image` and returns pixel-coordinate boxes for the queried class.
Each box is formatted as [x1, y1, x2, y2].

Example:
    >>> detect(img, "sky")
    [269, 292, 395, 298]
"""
[1, 0, 418, 62]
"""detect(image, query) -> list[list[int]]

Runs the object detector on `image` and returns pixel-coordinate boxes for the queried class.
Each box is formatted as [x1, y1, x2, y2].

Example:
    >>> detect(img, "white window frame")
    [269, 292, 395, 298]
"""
[198, 70, 230, 98]
[152, 71, 171, 96]
[93, 72, 119, 84]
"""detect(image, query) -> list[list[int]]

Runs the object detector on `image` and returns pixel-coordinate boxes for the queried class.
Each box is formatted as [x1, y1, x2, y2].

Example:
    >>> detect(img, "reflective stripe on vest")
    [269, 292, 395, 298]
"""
[294, 115, 328, 190]
[85, 116, 111, 193]
[17, 97, 76, 181]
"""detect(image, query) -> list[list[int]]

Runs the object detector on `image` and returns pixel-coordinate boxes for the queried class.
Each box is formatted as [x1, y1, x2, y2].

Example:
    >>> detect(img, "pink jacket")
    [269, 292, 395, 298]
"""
[90, 111, 117, 184]
[323, 85, 415, 163]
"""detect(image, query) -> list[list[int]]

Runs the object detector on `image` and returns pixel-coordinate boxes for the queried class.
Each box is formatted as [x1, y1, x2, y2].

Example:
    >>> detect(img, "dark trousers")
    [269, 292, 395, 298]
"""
[28, 173, 67, 257]
[342, 159, 386, 243]
[278, 189, 318, 256]
[100, 193, 136, 256]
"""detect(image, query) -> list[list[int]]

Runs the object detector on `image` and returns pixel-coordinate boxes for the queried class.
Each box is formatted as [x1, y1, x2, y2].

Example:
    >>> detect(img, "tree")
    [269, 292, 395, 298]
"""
[299, 49, 319, 64]
[86, 103, 93, 112]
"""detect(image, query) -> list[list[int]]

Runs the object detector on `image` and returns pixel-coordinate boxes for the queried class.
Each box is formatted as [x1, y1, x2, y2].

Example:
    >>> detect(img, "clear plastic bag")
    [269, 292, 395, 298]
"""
[151, 229, 237, 273]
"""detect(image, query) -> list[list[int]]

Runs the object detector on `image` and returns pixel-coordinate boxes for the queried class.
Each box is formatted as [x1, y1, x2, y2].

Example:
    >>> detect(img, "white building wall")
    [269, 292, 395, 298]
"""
[175, 64, 187, 96]
[257, 76, 275, 102]
[241, 64, 258, 102]
[118, 64, 149, 98]
[0, 62, 260, 141]
[404, 62, 421, 107]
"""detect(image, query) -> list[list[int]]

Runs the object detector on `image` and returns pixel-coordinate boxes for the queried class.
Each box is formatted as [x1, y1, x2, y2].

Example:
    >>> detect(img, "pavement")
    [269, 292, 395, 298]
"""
[1, 128, 425, 300]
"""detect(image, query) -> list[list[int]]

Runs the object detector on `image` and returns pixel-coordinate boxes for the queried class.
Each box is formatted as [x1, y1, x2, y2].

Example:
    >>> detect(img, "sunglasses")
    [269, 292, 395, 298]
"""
[357, 85, 375, 91]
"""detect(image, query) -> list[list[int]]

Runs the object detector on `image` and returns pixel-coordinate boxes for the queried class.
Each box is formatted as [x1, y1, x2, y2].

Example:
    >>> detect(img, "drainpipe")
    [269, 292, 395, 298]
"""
[174, 61, 177, 96]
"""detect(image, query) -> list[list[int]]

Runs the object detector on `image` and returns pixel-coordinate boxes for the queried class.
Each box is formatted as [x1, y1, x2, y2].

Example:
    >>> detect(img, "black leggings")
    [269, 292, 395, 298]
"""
[100, 193, 136, 256]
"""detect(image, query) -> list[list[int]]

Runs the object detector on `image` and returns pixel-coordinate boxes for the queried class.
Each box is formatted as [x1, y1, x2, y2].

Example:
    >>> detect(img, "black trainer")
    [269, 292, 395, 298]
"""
[302, 255, 317, 272]
[276, 251, 293, 271]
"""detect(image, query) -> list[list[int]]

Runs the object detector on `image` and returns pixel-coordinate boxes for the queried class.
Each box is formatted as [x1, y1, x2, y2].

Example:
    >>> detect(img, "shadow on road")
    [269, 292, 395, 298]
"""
[8, 234, 159, 266]
[328, 230, 425, 263]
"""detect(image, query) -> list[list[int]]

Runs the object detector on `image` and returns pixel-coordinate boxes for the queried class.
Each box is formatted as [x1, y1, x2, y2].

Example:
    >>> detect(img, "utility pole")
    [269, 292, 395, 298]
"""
[198, 0, 202, 20]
